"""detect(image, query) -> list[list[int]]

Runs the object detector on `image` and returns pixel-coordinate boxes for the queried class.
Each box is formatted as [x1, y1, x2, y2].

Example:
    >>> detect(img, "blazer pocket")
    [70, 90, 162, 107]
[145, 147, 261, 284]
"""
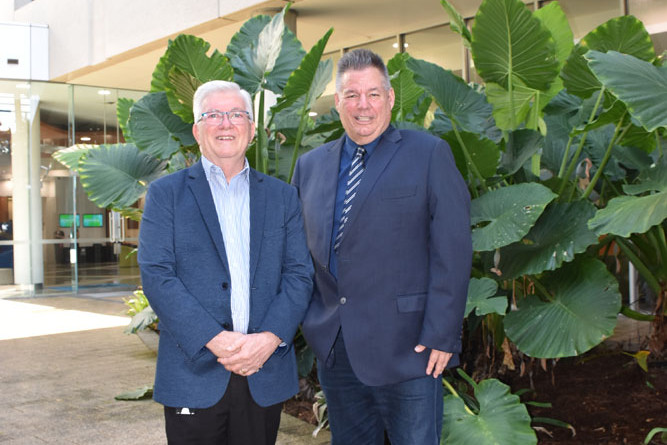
[396, 293, 427, 313]
[382, 186, 417, 200]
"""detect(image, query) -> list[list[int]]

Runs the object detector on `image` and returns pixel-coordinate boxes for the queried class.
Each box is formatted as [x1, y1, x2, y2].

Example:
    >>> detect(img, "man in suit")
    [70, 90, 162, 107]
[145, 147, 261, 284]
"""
[138, 80, 313, 445]
[292, 49, 472, 444]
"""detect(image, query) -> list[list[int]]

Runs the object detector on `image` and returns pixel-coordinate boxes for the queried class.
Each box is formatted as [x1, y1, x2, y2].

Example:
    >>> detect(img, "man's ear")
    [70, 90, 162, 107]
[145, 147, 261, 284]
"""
[192, 123, 199, 143]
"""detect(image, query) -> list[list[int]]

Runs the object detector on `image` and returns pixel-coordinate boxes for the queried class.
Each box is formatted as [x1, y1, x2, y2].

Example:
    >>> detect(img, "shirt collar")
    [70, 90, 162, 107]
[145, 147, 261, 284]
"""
[343, 126, 390, 159]
[201, 155, 250, 184]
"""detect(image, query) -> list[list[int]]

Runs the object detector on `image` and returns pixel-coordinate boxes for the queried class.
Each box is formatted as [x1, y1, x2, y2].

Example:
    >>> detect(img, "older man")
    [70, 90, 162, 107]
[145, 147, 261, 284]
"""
[139, 80, 313, 445]
[292, 49, 472, 444]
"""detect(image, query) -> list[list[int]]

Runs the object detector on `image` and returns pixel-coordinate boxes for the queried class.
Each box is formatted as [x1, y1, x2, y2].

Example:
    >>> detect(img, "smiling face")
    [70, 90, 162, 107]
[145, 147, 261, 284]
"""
[335, 67, 395, 146]
[192, 89, 255, 176]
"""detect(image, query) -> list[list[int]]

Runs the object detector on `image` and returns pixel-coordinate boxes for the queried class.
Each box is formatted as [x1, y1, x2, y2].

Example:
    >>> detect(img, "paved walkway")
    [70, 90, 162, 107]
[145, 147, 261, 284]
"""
[0, 291, 329, 444]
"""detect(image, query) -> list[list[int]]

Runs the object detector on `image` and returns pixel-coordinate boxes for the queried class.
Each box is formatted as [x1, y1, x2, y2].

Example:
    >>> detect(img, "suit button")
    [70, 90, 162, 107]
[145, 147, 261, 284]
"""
[223, 323, 231, 330]
[340, 297, 347, 305]
[221, 282, 229, 290]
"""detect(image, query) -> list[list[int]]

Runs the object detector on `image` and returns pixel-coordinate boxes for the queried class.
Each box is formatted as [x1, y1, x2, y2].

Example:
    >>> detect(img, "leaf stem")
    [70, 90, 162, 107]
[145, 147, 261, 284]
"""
[615, 236, 662, 295]
[582, 116, 628, 199]
[557, 88, 605, 196]
[451, 121, 485, 196]
[441, 377, 475, 416]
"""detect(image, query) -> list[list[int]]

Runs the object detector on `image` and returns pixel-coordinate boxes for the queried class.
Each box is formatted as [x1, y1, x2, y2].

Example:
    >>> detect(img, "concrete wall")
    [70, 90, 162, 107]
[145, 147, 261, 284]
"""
[3, 0, 267, 80]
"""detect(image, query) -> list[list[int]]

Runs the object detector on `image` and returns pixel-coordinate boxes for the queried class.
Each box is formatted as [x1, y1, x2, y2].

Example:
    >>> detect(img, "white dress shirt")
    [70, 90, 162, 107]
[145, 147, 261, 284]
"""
[202, 156, 250, 334]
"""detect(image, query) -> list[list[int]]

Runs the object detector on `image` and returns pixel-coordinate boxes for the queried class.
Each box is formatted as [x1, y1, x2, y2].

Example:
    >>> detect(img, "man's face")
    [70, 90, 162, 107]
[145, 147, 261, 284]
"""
[335, 67, 395, 146]
[192, 90, 255, 169]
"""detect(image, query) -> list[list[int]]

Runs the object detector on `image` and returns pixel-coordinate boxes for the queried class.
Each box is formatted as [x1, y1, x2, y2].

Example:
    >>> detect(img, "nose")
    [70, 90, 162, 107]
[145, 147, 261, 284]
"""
[357, 94, 369, 108]
[218, 113, 234, 128]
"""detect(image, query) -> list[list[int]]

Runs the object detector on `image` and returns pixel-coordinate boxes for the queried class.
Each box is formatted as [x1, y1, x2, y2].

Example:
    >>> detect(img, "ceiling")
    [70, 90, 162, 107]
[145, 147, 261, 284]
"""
[52, 0, 487, 91]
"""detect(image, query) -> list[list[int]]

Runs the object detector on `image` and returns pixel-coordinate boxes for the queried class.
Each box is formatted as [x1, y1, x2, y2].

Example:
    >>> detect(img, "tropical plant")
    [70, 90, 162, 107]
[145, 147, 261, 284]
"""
[53, 0, 667, 441]
[54, 4, 333, 220]
[392, 0, 667, 368]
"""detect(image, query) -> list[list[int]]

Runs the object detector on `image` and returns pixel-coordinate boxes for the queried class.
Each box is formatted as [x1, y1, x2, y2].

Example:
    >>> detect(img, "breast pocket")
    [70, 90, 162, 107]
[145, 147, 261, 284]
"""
[382, 186, 418, 200]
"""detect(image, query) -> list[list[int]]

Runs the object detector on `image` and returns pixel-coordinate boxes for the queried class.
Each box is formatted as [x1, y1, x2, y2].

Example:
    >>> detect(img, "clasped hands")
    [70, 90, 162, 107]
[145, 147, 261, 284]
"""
[206, 330, 281, 377]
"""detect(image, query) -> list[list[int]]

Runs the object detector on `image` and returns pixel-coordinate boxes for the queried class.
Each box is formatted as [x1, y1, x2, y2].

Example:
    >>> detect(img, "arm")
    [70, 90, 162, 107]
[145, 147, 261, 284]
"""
[138, 180, 225, 361]
[416, 139, 472, 375]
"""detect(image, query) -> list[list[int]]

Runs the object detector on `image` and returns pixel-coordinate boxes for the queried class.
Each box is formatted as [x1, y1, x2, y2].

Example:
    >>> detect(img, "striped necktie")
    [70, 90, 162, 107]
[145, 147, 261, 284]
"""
[334, 146, 366, 252]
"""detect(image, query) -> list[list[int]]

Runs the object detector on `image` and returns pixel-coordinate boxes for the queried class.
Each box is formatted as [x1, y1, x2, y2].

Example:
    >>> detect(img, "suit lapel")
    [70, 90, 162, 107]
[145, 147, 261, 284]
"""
[342, 128, 401, 239]
[187, 161, 230, 272]
[248, 169, 265, 286]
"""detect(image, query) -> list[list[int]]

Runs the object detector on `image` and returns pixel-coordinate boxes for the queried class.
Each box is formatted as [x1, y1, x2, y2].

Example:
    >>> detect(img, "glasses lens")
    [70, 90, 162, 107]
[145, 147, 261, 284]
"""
[201, 111, 247, 125]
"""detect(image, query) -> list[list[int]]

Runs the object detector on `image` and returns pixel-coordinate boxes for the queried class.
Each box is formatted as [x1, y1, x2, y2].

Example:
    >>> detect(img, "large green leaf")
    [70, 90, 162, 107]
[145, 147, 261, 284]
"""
[440, 0, 471, 48]
[623, 157, 667, 195]
[444, 131, 499, 181]
[561, 16, 655, 99]
[588, 157, 667, 237]
[471, 183, 557, 252]
[588, 194, 667, 237]
[534, 2, 573, 69]
[471, 0, 558, 91]
[442, 376, 536, 445]
[388, 53, 426, 123]
[116, 98, 134, 142]
[498, 201, 598, 279]
[273, 28, 334, 113]
[157, 35, 233, 123]
[504, 258, 621, 358]
[465, 277, 506, 317]
[78, 144, 165, 210]
[128, 92, 195, 159]
[52, 144, 95, 170]
[151, 35, 232, 99]
[226, 9, 305, 95]
[406, 57, 493, 134]
[483, 2, 572, 132]
[499, 129, 543, 176]
[585, 51, 667, 132]
[485, 80, 534, 132]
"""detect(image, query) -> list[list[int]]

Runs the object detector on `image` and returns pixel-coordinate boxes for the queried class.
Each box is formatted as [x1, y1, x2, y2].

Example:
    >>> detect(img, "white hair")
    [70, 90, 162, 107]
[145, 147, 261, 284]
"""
[192, 80, 254, 122]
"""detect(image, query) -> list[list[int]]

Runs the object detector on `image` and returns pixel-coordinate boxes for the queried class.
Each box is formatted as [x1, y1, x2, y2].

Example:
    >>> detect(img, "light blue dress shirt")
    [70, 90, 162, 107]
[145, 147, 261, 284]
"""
[202, 155, 250, 334]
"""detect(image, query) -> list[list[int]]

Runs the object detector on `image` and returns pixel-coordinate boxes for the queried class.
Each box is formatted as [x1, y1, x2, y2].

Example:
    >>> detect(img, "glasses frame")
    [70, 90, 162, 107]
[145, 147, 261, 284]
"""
[198, 109, 251, 126]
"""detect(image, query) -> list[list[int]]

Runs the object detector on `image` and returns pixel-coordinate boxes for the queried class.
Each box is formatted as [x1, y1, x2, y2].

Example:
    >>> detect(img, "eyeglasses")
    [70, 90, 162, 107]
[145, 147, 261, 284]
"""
[198, 110, 251, 126]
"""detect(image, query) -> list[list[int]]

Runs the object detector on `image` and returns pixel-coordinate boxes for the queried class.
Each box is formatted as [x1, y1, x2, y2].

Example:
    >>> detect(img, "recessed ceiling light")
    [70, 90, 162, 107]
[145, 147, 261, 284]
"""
[308, 111, 318, 117]
[98, 90, 111, 96]
[80, 137, 91, 141]
[16, 83, 30, 89]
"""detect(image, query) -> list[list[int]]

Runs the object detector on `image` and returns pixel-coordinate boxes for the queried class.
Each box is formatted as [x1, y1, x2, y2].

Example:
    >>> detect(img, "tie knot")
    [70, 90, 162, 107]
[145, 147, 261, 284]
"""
[354, 146, 366, 160]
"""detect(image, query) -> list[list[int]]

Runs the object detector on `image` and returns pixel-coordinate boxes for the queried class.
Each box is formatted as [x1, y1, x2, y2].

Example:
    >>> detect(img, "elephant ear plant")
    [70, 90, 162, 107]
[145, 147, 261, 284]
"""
[53, 3, 333, 373]
[394, 0, 664, 443]
[53, 0, 667, 442]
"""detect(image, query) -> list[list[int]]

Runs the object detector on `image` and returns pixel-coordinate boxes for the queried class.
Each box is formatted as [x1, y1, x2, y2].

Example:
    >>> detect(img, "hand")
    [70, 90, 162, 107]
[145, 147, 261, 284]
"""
[414, 345, 452, 378]
[206, 330, 245, 359]
[218, 332, 282, 376]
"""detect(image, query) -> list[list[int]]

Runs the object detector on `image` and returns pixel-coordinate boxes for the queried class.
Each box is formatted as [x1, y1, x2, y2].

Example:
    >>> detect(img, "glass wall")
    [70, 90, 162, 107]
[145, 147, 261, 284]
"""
[0, 79, 145, 294]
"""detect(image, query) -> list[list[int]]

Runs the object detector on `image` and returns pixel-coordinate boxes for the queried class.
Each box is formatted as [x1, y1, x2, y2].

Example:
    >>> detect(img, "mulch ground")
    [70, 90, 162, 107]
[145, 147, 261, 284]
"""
[284, 346, 667, 444]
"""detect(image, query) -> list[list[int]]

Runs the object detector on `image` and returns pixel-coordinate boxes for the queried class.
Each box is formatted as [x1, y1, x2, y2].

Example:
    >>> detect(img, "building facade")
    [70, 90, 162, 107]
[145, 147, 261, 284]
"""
[0, 0, 665, 293]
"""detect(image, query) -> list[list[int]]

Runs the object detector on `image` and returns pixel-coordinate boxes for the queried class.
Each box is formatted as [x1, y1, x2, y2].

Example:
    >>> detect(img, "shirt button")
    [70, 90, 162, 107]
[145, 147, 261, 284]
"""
[340, 297, 347, 305]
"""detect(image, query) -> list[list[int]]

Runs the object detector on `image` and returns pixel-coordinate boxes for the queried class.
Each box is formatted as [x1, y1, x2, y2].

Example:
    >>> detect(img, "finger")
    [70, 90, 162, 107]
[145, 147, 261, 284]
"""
[426, 353, 438, 376]
[414, 344, 426, 353]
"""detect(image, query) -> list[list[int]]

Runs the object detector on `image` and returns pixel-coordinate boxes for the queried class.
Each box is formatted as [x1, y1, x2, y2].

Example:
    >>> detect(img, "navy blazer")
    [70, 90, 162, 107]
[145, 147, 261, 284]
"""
[138, 161, 313, 408]
[292, 127, 472, 386]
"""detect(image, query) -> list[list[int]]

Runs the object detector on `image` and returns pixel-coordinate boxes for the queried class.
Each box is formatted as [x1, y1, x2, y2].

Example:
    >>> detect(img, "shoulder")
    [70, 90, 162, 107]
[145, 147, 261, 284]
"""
[299, 138, 340, 163]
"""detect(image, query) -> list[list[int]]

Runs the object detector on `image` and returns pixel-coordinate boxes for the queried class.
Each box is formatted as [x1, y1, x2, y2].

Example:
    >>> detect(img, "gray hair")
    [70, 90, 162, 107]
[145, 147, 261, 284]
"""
[192, 80, 254, 122]
[335, 49, 391, 93]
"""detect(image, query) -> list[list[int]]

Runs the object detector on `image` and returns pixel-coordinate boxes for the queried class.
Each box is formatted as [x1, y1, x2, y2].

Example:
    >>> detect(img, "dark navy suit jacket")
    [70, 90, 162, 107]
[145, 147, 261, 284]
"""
[292, 127, 472, 386]
[138, 161, 313, 408]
